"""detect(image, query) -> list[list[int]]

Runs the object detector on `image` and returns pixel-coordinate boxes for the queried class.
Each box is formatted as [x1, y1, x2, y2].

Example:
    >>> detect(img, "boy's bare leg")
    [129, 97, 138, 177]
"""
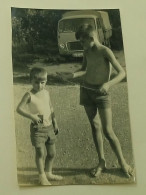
[45, 143, 63, 180]
[35, 147, 45, 174]
[35, 146, 51, 185]
[45, 143, 56, 173]
[84, 106, 106, 176]
[98, 108, 133, 177]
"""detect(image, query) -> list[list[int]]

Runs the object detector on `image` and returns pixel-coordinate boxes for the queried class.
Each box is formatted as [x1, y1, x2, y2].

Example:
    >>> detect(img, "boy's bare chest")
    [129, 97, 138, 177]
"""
[86, 50, 108, 70]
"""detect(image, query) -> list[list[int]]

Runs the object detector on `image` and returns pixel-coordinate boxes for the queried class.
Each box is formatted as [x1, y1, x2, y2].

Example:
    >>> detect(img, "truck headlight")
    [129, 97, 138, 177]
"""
[59, 43, 65, 49]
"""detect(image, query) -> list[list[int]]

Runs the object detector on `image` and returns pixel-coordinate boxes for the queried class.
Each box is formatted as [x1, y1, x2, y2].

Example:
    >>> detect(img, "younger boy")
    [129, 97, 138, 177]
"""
[58, 24, 133, 178]
[17, 67, 63, 185]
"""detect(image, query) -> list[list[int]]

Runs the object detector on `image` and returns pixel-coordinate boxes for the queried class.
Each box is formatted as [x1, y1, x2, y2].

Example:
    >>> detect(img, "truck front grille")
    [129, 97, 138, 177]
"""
[67, 41, 83, 51]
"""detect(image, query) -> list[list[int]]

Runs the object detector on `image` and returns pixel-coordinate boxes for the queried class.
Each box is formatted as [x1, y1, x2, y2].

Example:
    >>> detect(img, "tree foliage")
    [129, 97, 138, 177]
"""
[12, 8, 66, 54]
[106, 9, 123, 50]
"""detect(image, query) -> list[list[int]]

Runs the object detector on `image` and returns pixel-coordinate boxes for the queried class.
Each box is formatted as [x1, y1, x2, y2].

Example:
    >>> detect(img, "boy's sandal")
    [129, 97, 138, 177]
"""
[122, 166, 134, 178]
[39, 176, 52, 186]
[46, 173, 63, 181]
[91, 166, 106, 177]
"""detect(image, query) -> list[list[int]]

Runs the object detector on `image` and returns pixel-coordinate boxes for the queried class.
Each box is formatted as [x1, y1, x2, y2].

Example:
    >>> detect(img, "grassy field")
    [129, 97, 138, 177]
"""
[14, 82, 135, 186]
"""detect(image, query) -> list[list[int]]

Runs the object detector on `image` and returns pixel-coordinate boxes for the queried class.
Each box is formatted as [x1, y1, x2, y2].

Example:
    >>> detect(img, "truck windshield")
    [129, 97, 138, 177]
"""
[58, 18, 95, 33]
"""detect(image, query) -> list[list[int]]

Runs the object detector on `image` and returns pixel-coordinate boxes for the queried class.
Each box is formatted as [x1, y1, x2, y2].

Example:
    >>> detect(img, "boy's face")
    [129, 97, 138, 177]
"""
[31, 74, 47, 92]
[79, 36, 94, 50]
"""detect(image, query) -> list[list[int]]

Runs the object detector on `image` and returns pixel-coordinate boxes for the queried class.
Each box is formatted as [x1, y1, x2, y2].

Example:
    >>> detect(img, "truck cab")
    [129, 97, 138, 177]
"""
[58, 10, 112, 57]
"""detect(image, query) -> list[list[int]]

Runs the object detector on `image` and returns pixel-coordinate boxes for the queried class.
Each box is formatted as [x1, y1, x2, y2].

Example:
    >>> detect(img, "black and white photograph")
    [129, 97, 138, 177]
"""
[11, 8, 136, 186]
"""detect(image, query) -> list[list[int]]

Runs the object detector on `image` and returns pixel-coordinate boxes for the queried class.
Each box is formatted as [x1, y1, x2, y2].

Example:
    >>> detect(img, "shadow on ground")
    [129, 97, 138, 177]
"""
[17, 167, 134, 186]
[17, 167, 130, 178]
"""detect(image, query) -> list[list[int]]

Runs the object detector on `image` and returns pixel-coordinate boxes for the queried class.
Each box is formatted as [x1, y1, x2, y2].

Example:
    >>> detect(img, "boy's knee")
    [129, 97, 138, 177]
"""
[35, 147, 44, 158]
[47, 152, 55, 159]
[92, 118, 101, 129]
[104, 128, 115, 141]
[46, 148, 56, 159]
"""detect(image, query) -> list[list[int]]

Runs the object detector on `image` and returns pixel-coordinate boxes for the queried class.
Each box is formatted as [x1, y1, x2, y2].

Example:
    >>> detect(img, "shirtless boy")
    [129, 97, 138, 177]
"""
[58, 24, 133, 177]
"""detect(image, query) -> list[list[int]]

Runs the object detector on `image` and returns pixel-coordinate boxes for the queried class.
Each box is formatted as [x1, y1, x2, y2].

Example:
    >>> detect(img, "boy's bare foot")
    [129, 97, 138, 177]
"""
[39, 175, 51, 186]
[91, 160, 106, 177]
[121, 164, 134, 178]
[46, 172, 63, 181]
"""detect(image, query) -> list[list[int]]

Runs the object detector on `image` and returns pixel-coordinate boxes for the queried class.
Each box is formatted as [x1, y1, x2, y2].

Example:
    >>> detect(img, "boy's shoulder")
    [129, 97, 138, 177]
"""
[97, 45, 112, 57]
[97, 44, 110, 52]
[43, 89, 50, 97]
[29, 89, 49, 96]
[44, 89, 49, 93]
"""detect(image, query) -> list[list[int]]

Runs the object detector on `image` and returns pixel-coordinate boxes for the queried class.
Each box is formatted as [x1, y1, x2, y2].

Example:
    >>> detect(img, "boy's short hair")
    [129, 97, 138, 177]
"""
[75, 24, 95, 40]
[30, 67, 47, 81]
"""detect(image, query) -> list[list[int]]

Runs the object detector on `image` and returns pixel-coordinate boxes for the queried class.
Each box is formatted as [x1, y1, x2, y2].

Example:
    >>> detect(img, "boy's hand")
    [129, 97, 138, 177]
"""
[54, 126, 59, 135]
[56, 72, 74, 80]
[99, 83, 110, 95]
[31, 114, 42, 124]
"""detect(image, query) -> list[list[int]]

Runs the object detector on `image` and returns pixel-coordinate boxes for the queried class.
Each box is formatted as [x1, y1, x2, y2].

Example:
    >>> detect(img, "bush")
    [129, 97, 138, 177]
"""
[12, 52, 36, 67]
[33, 44, 59, 55]
[43, 54, 66, 64]
[110, 27, 123, 50]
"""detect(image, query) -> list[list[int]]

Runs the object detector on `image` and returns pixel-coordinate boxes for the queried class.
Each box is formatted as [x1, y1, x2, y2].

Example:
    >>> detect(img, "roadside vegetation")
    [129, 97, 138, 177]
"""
[11, 8, 124, 68]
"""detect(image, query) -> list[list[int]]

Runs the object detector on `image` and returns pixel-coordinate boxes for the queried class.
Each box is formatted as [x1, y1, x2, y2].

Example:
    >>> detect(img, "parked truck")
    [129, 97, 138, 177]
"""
[58, 10, 112, 57]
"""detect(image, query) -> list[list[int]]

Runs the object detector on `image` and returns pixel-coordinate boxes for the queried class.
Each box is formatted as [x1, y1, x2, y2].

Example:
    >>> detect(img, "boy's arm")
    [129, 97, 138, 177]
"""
[105, 47, 126, 87]
[73, 51, 87, 78]
[99, 47, 125, 94]
[51, 112, 59, 135]
[16, 93, 41, 123]
[48, 95, 59, 135]
[56, 51, 87, 79]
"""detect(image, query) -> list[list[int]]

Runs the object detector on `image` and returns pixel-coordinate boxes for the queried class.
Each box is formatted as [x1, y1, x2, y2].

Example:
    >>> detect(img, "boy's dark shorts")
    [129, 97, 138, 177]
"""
[80, 82, 111, 109]
[30, 123, 56, 148]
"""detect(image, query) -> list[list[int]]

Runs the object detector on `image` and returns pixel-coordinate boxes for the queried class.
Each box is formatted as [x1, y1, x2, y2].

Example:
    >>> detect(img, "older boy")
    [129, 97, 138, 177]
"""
[17, 67, 63, 185]
[58, 24, 133, 177]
